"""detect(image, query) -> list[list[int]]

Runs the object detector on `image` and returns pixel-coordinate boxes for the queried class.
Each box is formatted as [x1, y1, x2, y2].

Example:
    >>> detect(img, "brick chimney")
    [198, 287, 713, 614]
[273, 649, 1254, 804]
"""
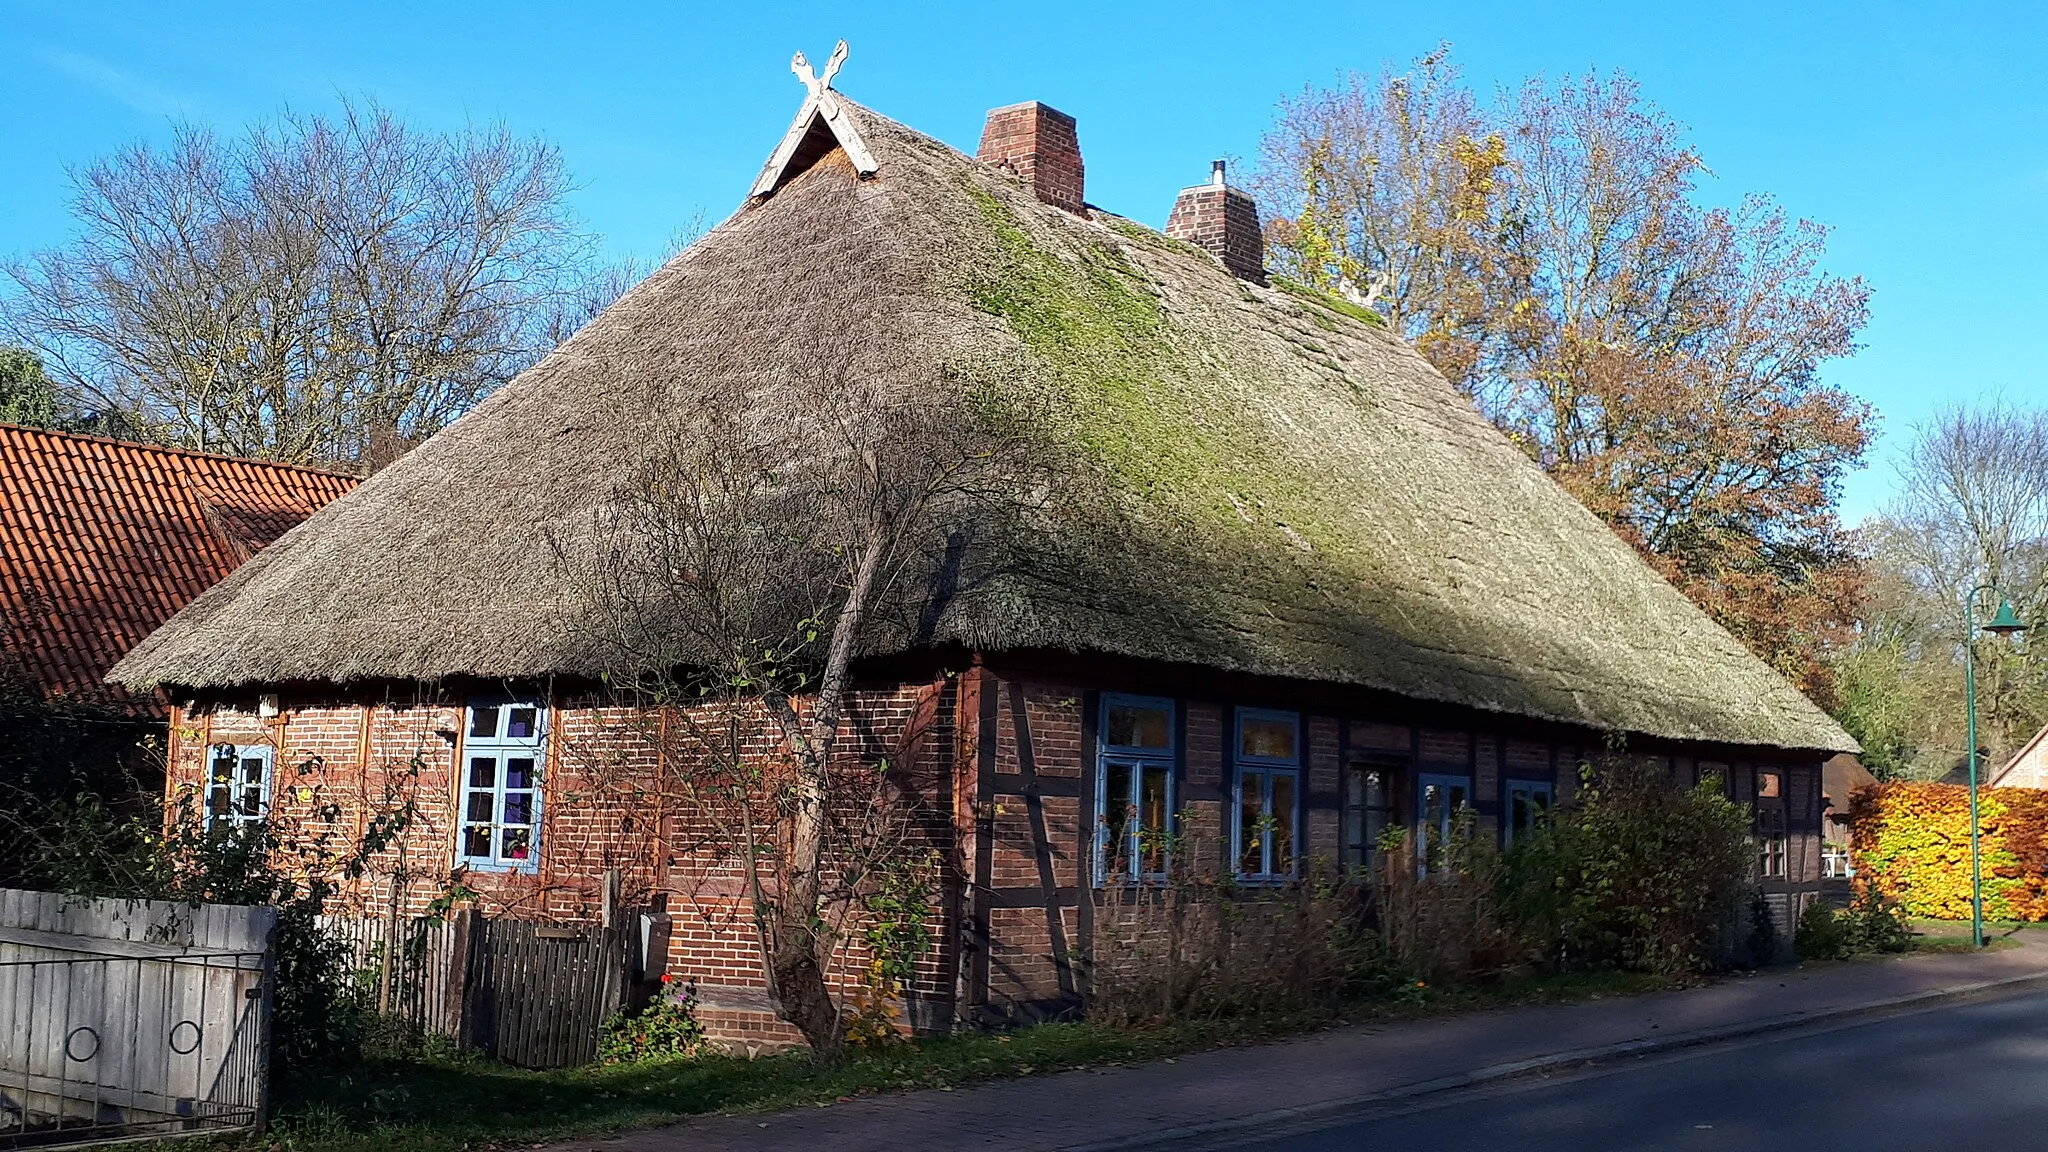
[977, 102, 1085, 214]
[1166, 160, 1265, 284]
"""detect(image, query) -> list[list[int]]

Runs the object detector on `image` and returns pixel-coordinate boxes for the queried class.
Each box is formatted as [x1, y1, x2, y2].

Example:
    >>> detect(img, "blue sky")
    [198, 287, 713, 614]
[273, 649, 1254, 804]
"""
[4, 1, 2043, 522]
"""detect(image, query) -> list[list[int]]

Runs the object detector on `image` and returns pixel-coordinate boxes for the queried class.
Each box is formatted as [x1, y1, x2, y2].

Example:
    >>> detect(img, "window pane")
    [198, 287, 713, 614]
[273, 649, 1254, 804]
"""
[469, 706, 499, 739]
[238, 785, 262, 817]
[463, 825, 492, 859]
[469, 757, 496, 789]
[1106, 704, 1170, 750]
[1342, 769, 1365, 866]
[504, 757, 535, 790]
[1272, 774, 1296, 874]
[502, 827, 531, 860]
[241, 755, 265, 784]
[208, 786, 232, 820]
[1241, 716, 1296, 761]
[210, 750, 236, 784]
[1366, 798, 1389, 858]
[507, 707, 537, 740]
[1423, 782, 1446, 866]
[503, 792, 532, 825]
[1239, 770, 1265, 875]
[1103, 761, 1133, 877]
[466, 792, 495, 822]
[1139, 765, 1169, 873]
[1759, 772, 1782, 799]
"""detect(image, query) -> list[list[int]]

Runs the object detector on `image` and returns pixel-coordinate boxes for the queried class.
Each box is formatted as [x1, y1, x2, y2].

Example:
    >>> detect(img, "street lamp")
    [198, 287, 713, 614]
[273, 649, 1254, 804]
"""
[1965, 586, 2028, 949]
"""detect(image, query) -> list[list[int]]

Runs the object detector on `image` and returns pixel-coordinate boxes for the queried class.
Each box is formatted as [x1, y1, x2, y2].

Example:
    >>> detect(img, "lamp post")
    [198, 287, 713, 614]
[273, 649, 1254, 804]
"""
[1964, 586, 2027, 949]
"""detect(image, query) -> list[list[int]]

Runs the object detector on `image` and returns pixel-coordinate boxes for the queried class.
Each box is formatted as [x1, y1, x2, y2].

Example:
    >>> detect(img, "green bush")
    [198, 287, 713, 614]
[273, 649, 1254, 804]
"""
[599, 976, 707, 1064]
[1838, 888, 1912, 955]
[1795, 887, 1913, 962]
[1795, 899, 1849, 961]
[16, 787, 370, 1067]
[1498, 768, 1755, 976]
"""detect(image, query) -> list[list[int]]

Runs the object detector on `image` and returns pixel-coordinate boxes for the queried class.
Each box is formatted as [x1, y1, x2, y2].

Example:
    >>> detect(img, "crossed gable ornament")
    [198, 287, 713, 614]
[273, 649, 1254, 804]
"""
[751, 39, 878, 197]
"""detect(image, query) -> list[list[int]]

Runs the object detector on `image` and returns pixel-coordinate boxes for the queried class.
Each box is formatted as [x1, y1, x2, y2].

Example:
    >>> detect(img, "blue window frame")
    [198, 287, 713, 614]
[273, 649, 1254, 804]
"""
[1096, 694, 1176, 883]
[207, 743, 272, 831]
[1233, 708, 1300, 881]
[1418, 772, 1473, 872]
[457, 697, 547, 873]
[1503, 779, 1553, 847]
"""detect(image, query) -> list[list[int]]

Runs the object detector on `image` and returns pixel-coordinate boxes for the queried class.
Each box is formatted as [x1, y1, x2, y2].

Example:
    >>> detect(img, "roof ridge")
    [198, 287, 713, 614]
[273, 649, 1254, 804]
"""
[0, 422, 363, 481]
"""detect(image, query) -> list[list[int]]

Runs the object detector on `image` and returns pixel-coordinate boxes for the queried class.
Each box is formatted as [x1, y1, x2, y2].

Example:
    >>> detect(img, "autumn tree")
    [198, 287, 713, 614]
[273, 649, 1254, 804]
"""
[3, 99, 602, 468]
[554, 318, 1046, 1060]
[1260, 51, 1873, 698]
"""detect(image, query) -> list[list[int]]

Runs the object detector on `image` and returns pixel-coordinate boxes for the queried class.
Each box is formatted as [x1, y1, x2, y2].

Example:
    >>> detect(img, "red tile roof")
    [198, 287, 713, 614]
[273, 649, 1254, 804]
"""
[0, 424, 357, 708]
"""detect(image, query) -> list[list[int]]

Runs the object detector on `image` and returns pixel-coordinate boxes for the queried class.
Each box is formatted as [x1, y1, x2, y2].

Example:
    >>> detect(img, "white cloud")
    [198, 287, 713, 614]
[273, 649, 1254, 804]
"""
[43, 49, 197, 118]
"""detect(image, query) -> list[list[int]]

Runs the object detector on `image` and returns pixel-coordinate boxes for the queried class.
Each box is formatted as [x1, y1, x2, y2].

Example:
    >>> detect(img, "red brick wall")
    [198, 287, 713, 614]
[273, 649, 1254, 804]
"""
[977, 102, 1084, 213]
[171, 677, 960, 1046]
[1164, 182, 1265, 282]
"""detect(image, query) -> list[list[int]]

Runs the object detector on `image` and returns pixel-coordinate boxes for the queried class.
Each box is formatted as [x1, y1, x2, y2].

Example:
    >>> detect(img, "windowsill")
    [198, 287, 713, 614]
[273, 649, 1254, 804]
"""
[1094, 875, 1173, 889]
[457, 860, 540, 876]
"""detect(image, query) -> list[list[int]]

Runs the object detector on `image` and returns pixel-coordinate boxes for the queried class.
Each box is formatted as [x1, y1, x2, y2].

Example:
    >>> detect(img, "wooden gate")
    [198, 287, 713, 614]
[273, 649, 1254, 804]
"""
[0, 889, 274, 1147]
[463, 920, 628, 1068]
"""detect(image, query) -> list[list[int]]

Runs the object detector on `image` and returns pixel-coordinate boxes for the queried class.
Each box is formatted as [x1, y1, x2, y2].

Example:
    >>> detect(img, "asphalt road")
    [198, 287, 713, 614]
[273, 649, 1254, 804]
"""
[1213, 988, 2048, 1151]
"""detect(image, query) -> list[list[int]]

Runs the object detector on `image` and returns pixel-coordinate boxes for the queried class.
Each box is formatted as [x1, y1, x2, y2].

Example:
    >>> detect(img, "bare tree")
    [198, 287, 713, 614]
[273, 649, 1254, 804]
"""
[541, 217, 707, 348]
[553, 322, 1045, 1060]
[3, 99, 597, 467]
[1844, 403, 2048, 773]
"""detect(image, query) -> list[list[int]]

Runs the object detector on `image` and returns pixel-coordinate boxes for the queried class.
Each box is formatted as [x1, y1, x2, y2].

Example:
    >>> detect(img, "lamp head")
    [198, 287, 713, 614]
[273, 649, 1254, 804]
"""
[1985, 599, 2028, 637]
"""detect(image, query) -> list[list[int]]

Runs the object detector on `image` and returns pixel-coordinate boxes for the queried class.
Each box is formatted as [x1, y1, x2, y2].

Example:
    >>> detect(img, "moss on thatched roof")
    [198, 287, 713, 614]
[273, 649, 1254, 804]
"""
[110, 100, 1854, 755]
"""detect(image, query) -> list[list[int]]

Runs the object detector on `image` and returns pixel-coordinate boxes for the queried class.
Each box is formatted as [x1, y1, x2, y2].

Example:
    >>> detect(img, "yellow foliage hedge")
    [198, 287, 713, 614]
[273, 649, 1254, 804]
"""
[1848, 782, 2048, 920]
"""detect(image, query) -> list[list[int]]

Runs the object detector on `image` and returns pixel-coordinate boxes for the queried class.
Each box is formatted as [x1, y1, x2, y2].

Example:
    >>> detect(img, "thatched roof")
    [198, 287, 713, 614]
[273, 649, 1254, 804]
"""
[111, 98, 1855, 755]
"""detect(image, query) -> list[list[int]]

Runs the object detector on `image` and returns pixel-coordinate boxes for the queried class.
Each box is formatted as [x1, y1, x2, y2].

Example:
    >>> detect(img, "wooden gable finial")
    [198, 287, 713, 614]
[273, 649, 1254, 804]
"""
[751, 39, 878, 198]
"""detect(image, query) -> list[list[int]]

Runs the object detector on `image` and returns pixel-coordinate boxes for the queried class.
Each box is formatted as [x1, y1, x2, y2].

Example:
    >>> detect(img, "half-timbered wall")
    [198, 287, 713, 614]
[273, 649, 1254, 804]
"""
[169, 652, 1826, 1043]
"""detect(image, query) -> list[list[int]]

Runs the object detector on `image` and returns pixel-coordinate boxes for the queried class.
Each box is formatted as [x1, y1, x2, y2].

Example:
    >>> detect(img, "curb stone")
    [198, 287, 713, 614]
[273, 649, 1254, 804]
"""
[1057, 968, 2048, 1152]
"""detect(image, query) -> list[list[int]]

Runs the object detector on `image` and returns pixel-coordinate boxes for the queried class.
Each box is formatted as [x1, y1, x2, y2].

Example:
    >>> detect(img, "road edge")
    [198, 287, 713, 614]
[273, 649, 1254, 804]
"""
[1059, 967, 2048, 1152]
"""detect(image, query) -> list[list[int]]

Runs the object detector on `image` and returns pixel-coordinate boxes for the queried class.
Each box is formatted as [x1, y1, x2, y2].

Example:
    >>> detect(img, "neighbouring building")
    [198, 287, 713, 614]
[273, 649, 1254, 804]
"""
[1821, 752, 1877, 881]
[1991, 725, 2048, 790]
[112, 62, 1857, 1045]
[0, 424, 354, 800]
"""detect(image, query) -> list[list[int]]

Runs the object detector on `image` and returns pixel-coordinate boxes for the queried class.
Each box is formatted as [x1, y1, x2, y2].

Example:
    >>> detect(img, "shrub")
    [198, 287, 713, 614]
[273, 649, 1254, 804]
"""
[843, 847, 938, 1054]
[1373, 822, 1522, 984]
[1089, 849, 1386, 1026]
[1498, 768, 1754, 976]
[1839, 886, 1912, 955]
[1796, 887, 1911, 962]
[1795, 899, 1849, 961]
[599, 975, 706, 1064]
[11, 784, 374, 1067]
[1848, 782, 2048, 920]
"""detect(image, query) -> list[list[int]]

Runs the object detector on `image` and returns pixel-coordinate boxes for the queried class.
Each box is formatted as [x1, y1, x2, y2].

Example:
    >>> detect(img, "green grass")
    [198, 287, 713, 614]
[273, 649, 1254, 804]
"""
[1904, 935, 2022, 955]
[1892, 916, 2035, 953]
[221, 971, 1674, 1152]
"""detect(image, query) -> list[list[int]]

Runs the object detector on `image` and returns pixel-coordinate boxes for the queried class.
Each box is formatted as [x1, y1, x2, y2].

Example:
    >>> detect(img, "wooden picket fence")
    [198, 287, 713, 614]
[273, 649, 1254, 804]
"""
[319, 907, 652, 1069]
[315, 914, 463, 1037]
